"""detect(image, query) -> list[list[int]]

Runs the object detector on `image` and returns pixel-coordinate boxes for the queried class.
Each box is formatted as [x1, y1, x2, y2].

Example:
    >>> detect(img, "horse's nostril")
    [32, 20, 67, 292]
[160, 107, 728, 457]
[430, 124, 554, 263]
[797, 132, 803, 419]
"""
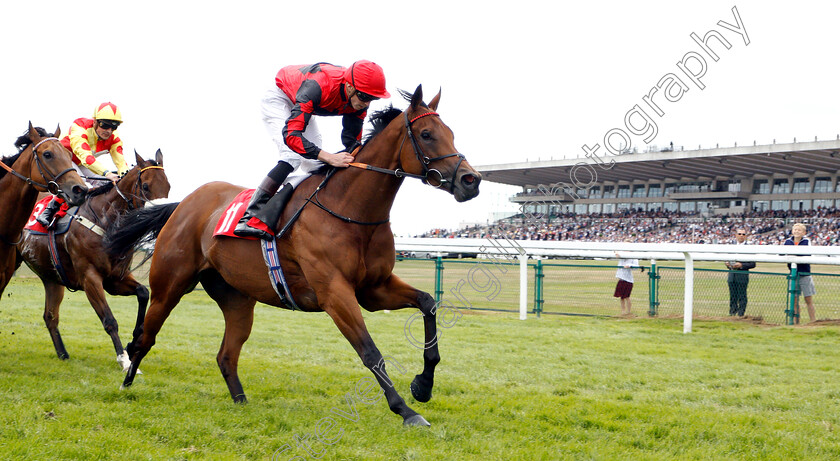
[72, 185, 87, 196]
[461, 174, 477, 186]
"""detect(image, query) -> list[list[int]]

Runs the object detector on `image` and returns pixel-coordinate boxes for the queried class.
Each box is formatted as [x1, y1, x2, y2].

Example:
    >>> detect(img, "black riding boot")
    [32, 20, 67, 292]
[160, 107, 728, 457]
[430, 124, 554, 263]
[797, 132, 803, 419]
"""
[233, 161, 294, 240]
[36, 196, 63, 229]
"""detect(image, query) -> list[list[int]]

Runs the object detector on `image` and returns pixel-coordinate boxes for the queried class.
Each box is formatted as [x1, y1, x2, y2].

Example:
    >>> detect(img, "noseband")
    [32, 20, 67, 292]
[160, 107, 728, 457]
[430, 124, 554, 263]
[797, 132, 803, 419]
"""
[401, 111, 465, 192]
[0, 137, 77, 195]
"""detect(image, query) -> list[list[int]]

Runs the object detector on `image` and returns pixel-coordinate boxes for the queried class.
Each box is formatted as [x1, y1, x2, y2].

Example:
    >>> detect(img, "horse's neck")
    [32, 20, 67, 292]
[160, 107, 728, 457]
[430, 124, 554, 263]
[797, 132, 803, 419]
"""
[0, 153, 38, 238]
[331, 131, 404, 221]
[83, 179, 135, 224]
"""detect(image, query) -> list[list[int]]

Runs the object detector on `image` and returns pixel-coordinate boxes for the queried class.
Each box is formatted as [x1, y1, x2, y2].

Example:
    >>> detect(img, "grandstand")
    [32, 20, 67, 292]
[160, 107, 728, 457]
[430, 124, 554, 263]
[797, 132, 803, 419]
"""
[423, 138, 840, 245]
[478, 138, 840, 216]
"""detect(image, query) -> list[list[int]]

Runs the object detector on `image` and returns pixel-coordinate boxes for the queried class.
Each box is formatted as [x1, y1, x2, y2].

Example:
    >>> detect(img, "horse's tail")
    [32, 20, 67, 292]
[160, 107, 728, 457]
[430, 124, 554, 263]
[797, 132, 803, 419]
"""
[104, 202, 180, 259]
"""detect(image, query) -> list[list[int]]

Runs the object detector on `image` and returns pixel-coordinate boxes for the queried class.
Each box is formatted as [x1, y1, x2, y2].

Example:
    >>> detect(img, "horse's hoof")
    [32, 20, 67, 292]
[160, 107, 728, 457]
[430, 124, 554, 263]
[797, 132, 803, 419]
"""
[403, 414, 431, 427]
[410, 375, 433, 403]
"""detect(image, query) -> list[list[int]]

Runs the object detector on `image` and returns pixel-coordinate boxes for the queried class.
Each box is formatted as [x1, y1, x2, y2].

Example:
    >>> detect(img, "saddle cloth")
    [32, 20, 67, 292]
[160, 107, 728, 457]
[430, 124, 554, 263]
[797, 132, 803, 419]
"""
[25, 196, 73, 235]
[212, 189, 258, 240]
[212, 188, 298, 308]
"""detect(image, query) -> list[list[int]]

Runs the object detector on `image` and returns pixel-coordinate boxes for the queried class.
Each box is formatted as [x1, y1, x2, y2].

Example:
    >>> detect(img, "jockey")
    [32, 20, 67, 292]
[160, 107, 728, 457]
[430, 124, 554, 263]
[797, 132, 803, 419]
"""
[37, 102, 129, 228]
[233, 60, 390, 240]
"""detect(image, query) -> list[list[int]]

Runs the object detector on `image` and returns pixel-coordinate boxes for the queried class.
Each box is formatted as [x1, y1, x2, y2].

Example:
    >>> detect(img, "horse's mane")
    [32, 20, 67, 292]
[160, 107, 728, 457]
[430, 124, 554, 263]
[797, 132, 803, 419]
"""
[362, 88, 427, 144]
[0, 127, 52, 181]
[14, 127, 52, 152]
[87, 181, 115, 198]
[0, 154, 21, 182]
[87, 159, 161, 198]
[363, 105, 403, 144]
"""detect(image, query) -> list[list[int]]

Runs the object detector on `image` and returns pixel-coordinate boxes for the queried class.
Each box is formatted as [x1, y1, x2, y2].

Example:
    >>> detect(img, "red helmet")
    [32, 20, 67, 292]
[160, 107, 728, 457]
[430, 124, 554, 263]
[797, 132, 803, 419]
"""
[345, 60, 390, 99]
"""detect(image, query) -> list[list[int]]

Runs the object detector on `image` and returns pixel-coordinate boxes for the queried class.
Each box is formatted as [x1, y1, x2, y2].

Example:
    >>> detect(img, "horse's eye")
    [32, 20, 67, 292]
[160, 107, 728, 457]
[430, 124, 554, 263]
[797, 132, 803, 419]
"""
[42, 150, 53, 159]
[142, 183, 150, 192]
[421, 131, 432, 140]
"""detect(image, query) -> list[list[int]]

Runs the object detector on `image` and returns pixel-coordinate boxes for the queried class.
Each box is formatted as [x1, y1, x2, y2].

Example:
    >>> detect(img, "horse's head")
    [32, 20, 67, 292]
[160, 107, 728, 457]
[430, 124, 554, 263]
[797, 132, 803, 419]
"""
[399, 85, 481, 202]
[26, 123, 88, 205]
[120, 150, 170, 207]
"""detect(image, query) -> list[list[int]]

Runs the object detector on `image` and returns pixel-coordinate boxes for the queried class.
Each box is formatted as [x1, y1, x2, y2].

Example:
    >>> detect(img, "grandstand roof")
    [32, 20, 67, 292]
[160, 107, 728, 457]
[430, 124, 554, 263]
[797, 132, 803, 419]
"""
[477, 139, 840, 188]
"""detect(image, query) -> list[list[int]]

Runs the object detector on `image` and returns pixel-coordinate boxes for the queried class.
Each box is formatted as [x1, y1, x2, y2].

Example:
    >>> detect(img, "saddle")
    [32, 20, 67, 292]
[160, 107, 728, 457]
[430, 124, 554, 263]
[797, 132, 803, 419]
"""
[26, 204, 106, 237]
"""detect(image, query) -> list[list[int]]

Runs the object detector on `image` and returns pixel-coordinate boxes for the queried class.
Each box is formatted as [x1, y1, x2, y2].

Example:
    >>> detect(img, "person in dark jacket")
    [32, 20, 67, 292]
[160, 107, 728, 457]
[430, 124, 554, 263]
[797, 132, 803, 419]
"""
[725, 228, 756, 316]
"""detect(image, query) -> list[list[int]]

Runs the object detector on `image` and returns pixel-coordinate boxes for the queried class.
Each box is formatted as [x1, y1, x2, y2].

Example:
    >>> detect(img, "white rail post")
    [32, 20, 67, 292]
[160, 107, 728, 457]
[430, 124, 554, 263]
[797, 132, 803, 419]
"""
[683, 251, 694, 333]
[519, 253, 528, 320]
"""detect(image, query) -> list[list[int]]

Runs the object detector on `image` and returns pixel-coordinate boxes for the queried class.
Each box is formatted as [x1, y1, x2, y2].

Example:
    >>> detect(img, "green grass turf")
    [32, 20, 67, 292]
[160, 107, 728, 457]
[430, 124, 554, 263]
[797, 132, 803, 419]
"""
[1, 264, 839, 460]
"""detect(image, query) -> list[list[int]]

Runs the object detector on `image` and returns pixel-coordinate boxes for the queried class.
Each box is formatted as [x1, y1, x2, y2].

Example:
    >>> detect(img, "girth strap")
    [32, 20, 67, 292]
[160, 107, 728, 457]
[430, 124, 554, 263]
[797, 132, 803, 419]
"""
[47, 230, 77, 291]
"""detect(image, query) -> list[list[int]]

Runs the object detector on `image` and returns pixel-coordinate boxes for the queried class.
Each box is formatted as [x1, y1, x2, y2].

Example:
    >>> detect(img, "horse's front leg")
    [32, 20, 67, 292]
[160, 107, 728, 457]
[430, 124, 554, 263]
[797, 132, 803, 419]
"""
[320, 280, 430, 427]
[357, 274, 439, 404]
[104, 274, 149, 372]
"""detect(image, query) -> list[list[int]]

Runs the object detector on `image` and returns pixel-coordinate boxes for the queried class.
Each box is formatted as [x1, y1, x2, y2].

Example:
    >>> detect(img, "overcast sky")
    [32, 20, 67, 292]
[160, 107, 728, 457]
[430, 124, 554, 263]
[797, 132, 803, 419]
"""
[1, 1, 837, 235]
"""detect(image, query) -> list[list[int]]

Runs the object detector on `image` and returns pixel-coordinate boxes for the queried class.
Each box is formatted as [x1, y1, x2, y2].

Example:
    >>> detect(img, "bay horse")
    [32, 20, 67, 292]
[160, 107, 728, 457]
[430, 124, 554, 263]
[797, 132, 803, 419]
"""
[0, 124, 88, 297]
[16, 151, 170, 370]
[105, 85, 480, 426]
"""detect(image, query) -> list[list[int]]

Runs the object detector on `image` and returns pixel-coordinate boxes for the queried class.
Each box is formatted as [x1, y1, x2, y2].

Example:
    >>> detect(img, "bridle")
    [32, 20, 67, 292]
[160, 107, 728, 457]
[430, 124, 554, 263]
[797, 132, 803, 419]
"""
[304, 109, 467, 228]
[80, 164, 166, 231]
[113, 165, 165, 210]
[348, 110, 466, 193]
[0, 137, 77, 195]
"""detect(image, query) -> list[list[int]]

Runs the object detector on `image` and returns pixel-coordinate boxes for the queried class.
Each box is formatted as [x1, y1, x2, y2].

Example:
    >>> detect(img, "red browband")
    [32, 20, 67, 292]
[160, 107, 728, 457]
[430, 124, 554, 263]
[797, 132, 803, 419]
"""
[409, 112, 439, 124]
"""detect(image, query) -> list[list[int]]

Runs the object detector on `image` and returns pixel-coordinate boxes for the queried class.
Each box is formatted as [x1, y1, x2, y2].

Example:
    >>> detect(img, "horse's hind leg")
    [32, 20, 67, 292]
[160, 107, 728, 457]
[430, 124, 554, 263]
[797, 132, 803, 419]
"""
[200, 270, 256, 403]
[42, 280, 69, 359]
[358, 275, 440, 403]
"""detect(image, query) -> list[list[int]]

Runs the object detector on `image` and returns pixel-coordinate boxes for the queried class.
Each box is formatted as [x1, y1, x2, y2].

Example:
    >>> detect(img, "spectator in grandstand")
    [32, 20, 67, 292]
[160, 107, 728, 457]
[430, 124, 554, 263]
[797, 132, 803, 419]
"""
[725, 228, 756, 316]
[785, 223, 816, 324]
[614, 253, 642, 315]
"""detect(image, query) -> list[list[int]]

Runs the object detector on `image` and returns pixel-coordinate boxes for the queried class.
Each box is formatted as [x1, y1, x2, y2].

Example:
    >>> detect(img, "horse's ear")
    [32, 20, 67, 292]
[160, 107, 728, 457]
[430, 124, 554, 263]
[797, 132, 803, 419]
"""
[135, 150, 145, 167]
[28, 122, 41, 143]
[54, 124, 61, 139]
[428, 88, 441, 111]
[410, 84, 424, 110]
[155, 149, 163, 167]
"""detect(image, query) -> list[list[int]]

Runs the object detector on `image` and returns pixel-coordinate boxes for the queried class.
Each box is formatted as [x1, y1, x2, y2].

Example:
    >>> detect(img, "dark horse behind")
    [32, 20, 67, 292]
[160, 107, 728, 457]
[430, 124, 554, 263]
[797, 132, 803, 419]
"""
[17, 151, 170, 370]
[104, 85, 480, 426]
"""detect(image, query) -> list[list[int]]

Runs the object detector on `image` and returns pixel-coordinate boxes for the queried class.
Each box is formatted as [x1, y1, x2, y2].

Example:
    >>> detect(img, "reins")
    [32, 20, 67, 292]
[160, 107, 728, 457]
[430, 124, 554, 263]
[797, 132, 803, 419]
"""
[86, 165, 165, 210]
[281, 108, 463, 230]
[78, 164, 166, 232]
[0, 137, 77, 195]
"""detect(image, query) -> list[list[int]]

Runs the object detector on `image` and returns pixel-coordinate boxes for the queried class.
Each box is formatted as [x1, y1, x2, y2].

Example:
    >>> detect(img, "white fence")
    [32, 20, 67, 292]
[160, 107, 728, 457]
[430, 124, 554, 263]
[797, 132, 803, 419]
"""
[394, 238, 840, 332]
